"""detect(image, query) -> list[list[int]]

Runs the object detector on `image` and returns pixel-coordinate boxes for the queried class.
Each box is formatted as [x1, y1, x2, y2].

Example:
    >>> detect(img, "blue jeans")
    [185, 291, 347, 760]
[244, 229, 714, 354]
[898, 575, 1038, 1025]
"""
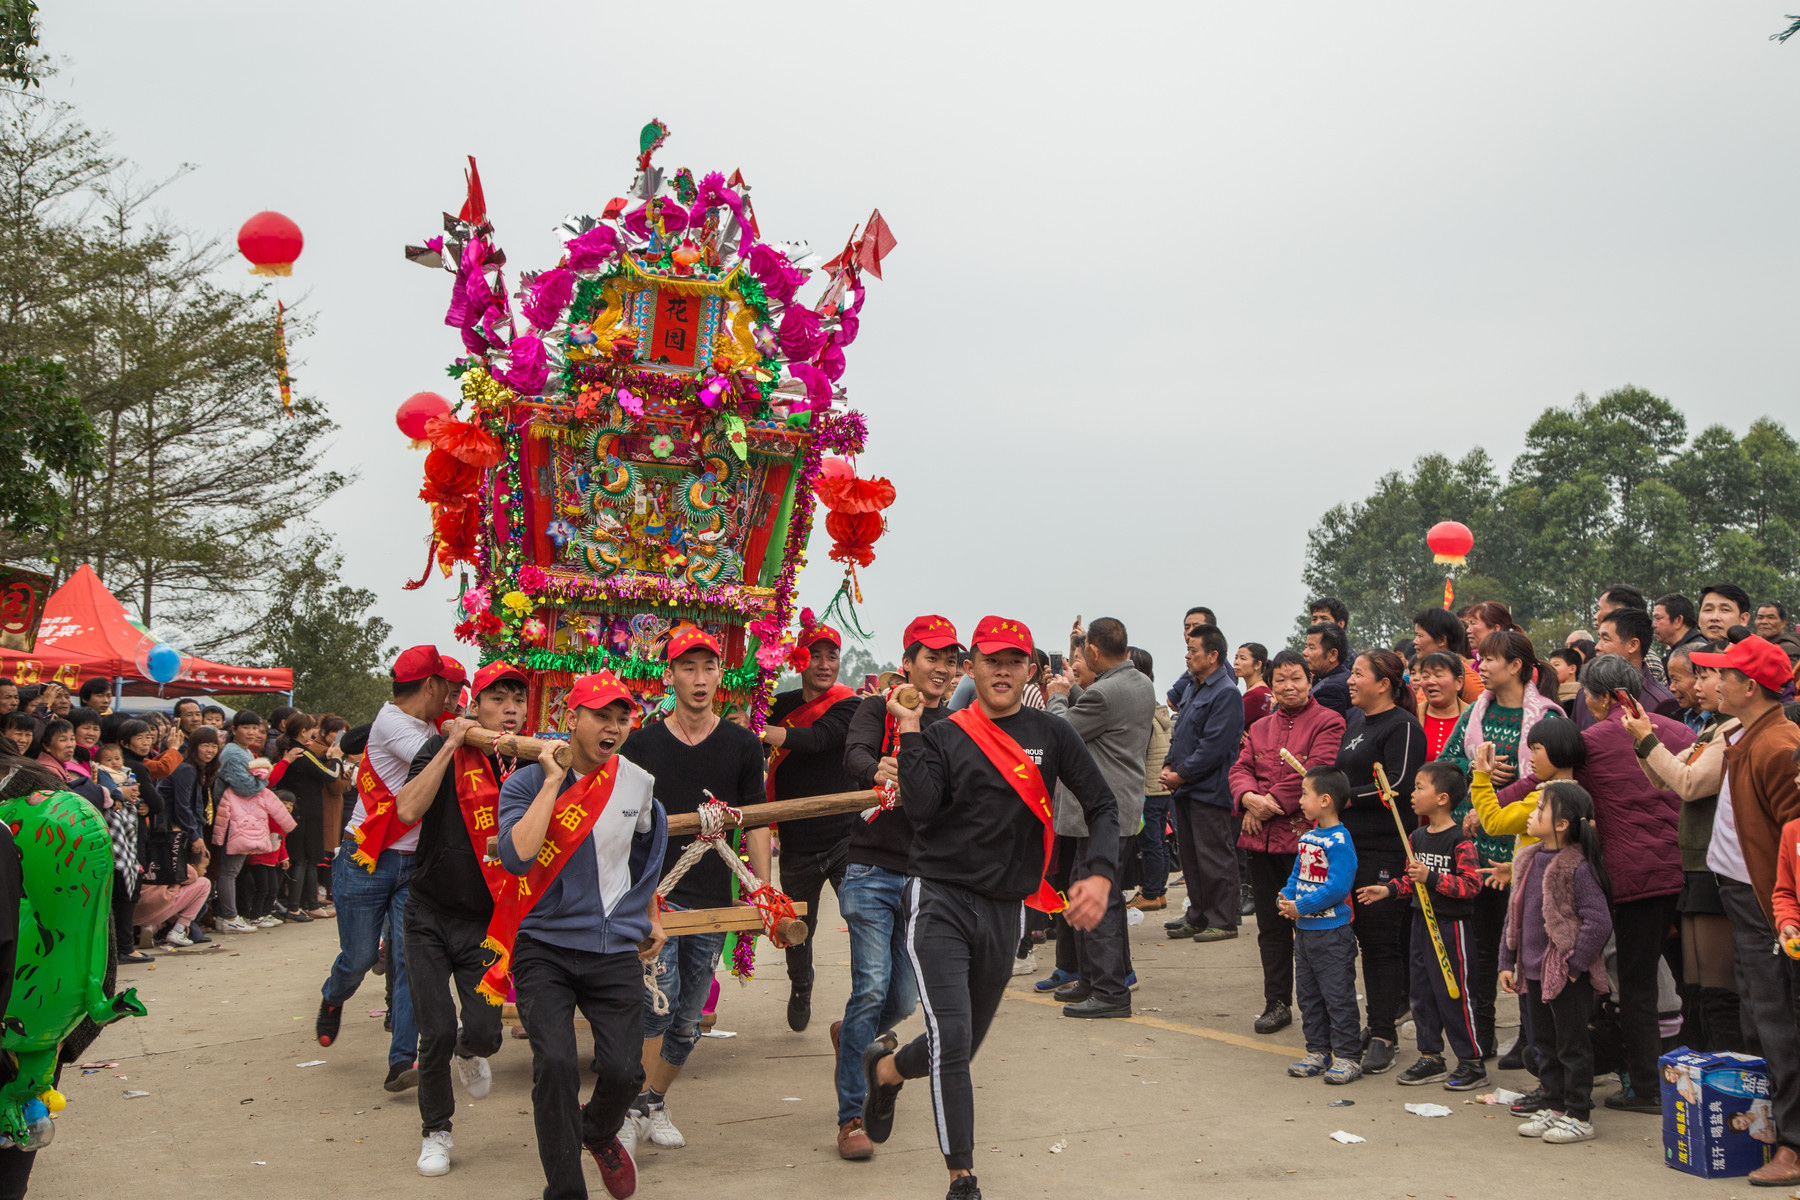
[641, 904, 725, 1068]
[322, 845, 418, 1067]
[834, 863, 919, 1123]
[1139, 794, 1172, 897]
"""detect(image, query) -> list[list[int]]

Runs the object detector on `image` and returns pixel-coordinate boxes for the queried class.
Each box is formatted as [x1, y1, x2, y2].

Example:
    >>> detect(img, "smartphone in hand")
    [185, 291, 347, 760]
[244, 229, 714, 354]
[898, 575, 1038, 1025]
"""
[1613, 688, 1644, 718]
[1049, 653, 1064, 675]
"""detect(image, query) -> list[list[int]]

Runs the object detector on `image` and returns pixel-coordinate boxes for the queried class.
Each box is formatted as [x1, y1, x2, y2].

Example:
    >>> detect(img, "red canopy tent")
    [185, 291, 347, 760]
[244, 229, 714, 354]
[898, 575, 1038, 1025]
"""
[0, 564, 292, 697]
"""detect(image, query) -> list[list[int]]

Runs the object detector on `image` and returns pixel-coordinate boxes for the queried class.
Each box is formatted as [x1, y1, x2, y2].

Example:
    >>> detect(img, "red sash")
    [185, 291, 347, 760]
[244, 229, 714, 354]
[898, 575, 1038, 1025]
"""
[765, 684, 856, 803]
[347, 756, 413, 872]
[476, 759, 621, 1004]
[452, 746, 514, 905]
[949, 706, 1065, 914]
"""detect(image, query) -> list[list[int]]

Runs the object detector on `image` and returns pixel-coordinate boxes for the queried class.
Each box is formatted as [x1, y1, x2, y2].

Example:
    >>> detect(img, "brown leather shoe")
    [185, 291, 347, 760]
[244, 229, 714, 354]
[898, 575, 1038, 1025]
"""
[1749, 1145, 1800, 1186]
[1126, 894, 1166, 911]
[830, 1020, 842, 1054]
[837, 1118, 874, 1160]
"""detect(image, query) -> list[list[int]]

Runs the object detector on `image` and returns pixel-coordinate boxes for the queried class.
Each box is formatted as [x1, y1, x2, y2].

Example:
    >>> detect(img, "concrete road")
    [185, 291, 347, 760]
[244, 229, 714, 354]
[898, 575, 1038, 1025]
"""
[30, 887, 1746, 1200]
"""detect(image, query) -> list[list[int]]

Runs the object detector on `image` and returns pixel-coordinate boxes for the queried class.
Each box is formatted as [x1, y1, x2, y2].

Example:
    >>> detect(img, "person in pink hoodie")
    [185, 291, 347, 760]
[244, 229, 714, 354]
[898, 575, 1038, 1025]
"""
[210, 757, 296, 933]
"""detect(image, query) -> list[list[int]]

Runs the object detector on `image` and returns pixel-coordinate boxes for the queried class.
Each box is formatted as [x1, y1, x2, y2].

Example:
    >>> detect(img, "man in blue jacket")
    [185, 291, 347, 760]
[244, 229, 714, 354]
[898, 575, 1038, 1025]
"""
[1160, 624, 1245, 942]
[497, 671, 668, 1200]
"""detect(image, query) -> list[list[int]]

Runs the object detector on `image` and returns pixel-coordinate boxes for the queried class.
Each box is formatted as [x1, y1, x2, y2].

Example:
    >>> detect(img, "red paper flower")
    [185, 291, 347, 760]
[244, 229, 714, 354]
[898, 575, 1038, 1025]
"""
[475, 610, 504, 635]
[425, 414, 502, 467]
[815, 473, 896, 514]
[424, 448, 483, 495]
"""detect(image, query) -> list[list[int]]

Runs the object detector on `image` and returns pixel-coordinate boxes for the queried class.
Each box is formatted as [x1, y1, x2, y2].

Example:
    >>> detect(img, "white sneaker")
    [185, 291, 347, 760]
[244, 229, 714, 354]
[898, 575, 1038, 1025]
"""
[255, 916, 281, 929]
[1518, 1108, 1564, 1138]
[1011, 952, 1037, 977]
[162, 925, 193, 947]
[416, 1129, 452, 1176]
[217, 917, 255, 933]
[450, 1053, 491, 1100]
[616, 1111, 645, 1156]
[645, 1103, 685, 1148]
[1541, 1114, 1596, 1144]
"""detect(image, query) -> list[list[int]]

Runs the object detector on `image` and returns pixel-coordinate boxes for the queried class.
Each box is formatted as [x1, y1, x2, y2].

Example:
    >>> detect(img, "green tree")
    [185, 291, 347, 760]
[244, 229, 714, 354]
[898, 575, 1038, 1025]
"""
[0, 88, 342, 653]
[0, 356, 95, 543]
[0, 4, 39, 91]
[1299, 384, 1800, 647]
[222, 542, 394, 723]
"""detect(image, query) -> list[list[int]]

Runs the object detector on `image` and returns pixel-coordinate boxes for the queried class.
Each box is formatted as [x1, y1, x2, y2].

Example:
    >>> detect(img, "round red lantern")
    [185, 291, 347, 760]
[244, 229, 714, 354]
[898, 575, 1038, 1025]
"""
[825, 510, 884, 568]
[397, 392, 453, 442]
[1426, 520, 1474, 565]
[238, 211, 305, 277]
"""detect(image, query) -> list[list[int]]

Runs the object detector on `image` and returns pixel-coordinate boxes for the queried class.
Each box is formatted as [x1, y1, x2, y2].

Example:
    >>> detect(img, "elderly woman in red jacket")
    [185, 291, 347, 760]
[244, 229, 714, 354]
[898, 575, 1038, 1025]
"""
[1230, 649, 1346, 1037]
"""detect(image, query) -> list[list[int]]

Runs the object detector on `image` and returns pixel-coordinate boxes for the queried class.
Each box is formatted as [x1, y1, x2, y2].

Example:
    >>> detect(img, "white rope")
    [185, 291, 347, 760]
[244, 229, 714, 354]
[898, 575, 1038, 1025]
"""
[644, 790, 755, 1010]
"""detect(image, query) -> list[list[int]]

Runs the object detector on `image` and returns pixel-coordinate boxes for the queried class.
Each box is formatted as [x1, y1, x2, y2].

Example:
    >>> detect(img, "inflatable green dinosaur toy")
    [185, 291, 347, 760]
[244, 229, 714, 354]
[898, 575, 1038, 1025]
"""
[0, 789, 146, 1147]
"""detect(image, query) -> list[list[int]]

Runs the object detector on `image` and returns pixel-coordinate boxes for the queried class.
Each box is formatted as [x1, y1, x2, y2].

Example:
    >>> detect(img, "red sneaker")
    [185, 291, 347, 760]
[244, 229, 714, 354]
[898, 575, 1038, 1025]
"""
[590, 1135, 637, 1198]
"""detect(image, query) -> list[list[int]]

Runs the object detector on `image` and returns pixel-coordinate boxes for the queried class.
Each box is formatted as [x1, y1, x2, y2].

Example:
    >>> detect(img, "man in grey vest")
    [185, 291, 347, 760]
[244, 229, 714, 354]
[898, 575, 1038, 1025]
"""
[1045, 616, 1155, 1018]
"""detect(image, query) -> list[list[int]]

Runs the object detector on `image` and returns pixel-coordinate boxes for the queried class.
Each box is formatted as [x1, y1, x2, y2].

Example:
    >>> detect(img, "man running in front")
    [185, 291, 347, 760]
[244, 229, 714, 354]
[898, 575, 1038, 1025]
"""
[860, 615, 1119, 1200]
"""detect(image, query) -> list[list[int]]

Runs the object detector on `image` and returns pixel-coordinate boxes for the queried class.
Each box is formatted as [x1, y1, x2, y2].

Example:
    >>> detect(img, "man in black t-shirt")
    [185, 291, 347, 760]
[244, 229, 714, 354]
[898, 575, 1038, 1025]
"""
[758, 621, 859, 1033]
[391, 662, 529, 1179]
[862, 616, 1119, 1200]
[616, 625, 769, 1155]
[830, 614, 961, 1161]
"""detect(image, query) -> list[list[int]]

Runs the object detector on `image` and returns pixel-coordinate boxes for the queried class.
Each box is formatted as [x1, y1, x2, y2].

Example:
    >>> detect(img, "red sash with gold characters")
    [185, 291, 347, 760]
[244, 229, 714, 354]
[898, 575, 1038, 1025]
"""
[452, 745, 514, 904]
[949, 706, 1065, 914]
[765, 683, 856, 803]
[348, 755, 413, 871]
[476, 759, 621, 1004]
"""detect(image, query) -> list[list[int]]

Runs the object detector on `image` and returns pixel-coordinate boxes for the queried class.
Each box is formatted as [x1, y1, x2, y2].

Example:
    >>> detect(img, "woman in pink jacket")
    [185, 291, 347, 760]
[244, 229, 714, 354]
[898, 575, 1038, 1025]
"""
[1230, 649, 1347, 1037]
[210, 759, 297, 933]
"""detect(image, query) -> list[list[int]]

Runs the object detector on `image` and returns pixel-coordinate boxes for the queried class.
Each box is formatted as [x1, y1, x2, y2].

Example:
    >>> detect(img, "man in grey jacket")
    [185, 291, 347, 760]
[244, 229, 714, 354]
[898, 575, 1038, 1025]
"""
[1046, 616, 1155, 1018]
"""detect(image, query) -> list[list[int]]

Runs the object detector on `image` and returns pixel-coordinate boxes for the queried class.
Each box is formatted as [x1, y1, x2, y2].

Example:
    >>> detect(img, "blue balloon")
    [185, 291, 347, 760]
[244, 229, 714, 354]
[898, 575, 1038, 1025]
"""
[146, 643, 181, 685]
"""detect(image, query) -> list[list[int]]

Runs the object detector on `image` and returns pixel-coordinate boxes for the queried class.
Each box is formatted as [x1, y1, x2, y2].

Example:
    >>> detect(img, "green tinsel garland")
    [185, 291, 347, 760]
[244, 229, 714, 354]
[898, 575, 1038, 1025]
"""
[517, 646, 761, 689]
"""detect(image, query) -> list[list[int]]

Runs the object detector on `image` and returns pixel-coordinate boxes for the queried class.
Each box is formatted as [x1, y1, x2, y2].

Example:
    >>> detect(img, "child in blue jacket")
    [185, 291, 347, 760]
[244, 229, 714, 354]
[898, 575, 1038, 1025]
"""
[1279, 768, 1361, 1084]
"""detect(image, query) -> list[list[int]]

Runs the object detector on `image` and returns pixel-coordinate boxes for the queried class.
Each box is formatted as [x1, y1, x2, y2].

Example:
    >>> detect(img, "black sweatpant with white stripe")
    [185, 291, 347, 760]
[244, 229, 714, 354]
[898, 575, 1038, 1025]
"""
[1409, 914, 1480, 1063]
[894, 877, 1022, 1171]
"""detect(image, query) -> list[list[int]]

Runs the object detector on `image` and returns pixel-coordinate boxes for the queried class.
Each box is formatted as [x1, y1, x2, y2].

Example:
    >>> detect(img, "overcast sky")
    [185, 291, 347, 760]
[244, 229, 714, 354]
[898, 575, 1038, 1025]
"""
[40, 3, 1800, 691]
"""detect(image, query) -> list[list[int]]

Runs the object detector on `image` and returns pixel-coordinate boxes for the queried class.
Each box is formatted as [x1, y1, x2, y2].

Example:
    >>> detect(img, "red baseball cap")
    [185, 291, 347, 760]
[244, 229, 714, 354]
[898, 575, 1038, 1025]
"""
[440, 655, 468, 687]
[567, 671, 634, 714]
[902, 614, 961, 652]
[800, 622, 842, 650]
[666, 624, 724, 662]
[391, 645, 447, 683]
[1691, 635, 1793, 693]
[471, 661, 528, 697]
[969, 615, 1033, 657]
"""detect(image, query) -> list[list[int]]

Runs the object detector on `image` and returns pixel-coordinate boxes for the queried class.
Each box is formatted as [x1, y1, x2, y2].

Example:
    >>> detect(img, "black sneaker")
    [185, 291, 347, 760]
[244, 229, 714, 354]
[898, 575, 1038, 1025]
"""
[1602, 1087, 1661, 1113]
[1396, 1055, 1448, 1085]
[384, 1061, 418, 1092]
[948, 1175, 981, 1200]
[316, 998, 343, 1047]
[1509, 1086, 1551, 1115]
[787, 984, 812, 1033]
[860, 1041, 902, 1143]
[1361, 1036, 1397, 1074]
[1253, 1002, 1292, 1035]
[1444, 1060, 1488, 1091]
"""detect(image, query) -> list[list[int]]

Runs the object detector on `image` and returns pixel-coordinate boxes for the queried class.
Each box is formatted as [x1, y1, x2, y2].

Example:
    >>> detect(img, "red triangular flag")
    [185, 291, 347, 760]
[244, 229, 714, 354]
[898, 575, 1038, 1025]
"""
[460, 156, 488, 226]
[727, 168, 746, 188]
[855, 209, 896, 280]
[601, 196, 628, 221]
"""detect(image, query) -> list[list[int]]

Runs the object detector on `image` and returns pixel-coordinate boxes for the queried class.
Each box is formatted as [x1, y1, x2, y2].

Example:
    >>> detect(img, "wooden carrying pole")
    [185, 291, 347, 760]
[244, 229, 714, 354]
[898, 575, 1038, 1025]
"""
[664, 789, 879, 837]
[461, 725, 572, 767]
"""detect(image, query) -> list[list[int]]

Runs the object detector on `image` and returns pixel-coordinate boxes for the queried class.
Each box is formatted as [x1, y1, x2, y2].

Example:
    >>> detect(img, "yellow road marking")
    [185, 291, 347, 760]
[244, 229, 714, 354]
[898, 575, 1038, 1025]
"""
[1004, 991, 1301, 1057]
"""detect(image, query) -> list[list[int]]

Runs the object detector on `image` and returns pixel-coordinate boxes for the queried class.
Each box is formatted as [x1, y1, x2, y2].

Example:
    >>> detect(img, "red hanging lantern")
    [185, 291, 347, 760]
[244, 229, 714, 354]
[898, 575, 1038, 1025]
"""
[397, 391, 453, 442]
[1426, 520, 1474, 565]
[815, 472, 895, 514]
[237, 211, 305, 277]
[825, 510, 884, 567]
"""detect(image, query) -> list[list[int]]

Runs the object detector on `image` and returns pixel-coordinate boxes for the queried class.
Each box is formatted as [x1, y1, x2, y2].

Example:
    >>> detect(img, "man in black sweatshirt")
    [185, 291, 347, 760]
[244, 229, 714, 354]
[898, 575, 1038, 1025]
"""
[831, 614, 962, 1161]
[861, 615, 1118, 1200]
[390, 661, 529, 1179]
[759, 621, 859, 1033]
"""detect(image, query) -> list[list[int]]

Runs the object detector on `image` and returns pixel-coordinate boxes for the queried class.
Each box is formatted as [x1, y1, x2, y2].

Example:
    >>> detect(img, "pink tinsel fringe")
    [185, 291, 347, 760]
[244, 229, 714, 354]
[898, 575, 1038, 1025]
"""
[523, 267, 574, 331]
